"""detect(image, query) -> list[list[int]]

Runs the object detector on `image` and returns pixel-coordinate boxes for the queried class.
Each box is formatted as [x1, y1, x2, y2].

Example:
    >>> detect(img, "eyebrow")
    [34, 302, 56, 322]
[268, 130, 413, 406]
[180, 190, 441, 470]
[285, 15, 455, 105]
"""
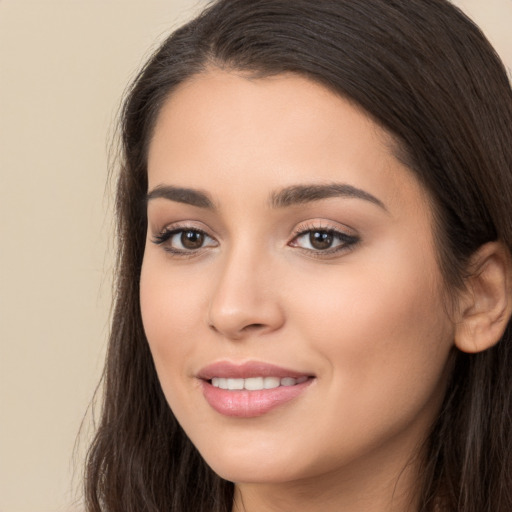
[270, 183, 387, 210]
[146, 182, 387, 211]
[146, 185, 215, 209]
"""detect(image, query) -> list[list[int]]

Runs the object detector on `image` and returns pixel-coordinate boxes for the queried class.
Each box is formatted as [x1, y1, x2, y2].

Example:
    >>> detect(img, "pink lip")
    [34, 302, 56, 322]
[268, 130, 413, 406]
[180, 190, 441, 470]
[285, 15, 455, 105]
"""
[198, 361, 312, 380]
[197, 361, 314, 418]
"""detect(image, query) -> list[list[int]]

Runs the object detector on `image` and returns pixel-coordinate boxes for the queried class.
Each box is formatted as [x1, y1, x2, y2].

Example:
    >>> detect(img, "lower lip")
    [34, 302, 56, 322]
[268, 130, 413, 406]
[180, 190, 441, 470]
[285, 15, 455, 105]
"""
[201, 379, 313, 418]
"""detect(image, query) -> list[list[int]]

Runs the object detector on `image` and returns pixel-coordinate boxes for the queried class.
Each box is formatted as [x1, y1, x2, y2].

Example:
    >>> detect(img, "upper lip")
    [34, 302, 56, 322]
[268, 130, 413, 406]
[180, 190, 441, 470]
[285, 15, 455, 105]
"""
[197, 361, 314, 380]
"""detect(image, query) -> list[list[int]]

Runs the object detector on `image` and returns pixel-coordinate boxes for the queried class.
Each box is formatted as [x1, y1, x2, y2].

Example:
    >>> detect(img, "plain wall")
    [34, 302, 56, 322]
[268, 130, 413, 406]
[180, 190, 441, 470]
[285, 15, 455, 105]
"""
[0, 1, 510, 511]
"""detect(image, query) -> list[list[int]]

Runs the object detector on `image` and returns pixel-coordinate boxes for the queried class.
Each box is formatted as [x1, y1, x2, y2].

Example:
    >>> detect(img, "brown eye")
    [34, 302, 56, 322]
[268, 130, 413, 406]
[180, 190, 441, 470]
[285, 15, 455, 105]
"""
[309, 231, 334, 250]
[290, 227, 359, 254]
[181, 230, 205, 249]
[152, 227, 218, 254]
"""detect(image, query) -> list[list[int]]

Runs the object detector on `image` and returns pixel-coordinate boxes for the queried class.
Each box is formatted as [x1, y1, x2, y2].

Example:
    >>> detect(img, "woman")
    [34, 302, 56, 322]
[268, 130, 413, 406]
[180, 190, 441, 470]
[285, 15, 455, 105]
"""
[85, 0, 512, 510]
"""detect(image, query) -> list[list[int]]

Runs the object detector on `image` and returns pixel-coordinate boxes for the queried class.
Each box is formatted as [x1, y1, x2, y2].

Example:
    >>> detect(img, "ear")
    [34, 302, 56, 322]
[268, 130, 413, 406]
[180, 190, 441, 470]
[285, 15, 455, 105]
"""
[454, 241, 512, 354]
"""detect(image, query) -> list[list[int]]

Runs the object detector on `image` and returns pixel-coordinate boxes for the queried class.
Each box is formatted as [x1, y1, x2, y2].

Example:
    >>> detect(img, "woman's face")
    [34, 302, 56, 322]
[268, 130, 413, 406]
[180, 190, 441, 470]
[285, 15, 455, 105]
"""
[141, 70, 456, 488]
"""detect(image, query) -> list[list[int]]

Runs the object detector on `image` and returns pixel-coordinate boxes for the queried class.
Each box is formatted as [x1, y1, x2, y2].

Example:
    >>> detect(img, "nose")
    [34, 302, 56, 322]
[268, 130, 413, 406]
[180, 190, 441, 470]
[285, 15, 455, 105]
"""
[207, 246, 285, 341]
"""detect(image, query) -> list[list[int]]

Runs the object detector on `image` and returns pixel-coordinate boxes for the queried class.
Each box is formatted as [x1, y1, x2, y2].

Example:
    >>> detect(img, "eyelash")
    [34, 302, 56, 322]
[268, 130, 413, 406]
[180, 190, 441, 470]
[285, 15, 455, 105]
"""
[289, 223, 359, 257]
[151, 223, 359, 258]
[152, 225, 217, 257]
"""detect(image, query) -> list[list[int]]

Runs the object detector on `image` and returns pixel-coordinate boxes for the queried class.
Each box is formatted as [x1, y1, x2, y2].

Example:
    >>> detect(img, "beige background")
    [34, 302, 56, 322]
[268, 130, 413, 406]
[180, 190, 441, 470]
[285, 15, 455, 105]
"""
[0, 1, 510, 511]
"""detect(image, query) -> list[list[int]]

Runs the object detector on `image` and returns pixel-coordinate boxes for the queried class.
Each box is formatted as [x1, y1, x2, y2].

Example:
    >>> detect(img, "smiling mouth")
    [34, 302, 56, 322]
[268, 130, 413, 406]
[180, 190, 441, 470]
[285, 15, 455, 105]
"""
[197, 361, 315, 417]
[210, 376, 309, 390]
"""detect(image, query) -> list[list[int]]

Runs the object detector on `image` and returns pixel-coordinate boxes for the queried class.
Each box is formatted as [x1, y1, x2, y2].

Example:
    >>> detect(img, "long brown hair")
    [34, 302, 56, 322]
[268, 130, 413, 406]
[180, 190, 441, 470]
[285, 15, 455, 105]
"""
[85, 1, 512, 510]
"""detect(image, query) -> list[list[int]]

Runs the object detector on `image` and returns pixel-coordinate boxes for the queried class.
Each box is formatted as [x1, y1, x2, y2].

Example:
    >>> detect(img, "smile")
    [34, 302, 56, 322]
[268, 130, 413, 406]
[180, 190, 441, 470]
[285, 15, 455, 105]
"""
[198, 361, 314, 417]
[210, 376, 309, 390]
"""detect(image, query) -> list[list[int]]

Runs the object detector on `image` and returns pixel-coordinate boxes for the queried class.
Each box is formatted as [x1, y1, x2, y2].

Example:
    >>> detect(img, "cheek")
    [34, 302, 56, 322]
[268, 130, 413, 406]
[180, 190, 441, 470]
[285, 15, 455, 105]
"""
[288, 242, 454, 416]
[139, 254, 207, 388]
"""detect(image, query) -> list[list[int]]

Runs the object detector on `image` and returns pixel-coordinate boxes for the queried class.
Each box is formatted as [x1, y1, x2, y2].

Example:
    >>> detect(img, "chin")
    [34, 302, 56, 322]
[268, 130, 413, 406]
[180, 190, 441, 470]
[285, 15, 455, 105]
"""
[194, 437, 307, 484]
[207, 459, 301, 485]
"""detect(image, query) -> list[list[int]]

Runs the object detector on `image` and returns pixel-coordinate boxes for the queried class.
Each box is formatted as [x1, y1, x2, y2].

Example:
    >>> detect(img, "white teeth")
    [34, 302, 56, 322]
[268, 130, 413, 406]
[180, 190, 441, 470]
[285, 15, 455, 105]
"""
[227, 378, 244, 390]
[211, 376, 308, 390]
[244, 377, 264, 390]
[264, 376, 281, 389]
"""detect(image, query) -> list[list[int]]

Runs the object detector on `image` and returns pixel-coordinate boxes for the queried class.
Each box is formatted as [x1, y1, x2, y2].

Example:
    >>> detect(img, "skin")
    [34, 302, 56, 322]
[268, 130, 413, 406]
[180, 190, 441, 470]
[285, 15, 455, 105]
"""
[140, 70, 458, 512]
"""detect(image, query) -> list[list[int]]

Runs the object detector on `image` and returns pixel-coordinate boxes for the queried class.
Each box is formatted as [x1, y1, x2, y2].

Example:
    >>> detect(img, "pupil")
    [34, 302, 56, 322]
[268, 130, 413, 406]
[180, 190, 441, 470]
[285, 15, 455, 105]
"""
[310, 231, 333, 250]
[181, 230, 204, 249]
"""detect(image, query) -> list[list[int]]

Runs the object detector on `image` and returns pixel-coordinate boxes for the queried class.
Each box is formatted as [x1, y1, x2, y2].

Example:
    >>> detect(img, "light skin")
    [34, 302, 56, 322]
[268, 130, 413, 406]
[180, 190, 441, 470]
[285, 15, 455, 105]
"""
[140, 70, 512, 512]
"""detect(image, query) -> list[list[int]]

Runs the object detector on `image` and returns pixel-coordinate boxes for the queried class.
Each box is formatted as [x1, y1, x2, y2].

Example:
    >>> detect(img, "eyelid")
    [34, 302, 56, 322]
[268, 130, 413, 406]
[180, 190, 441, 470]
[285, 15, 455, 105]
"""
[152, 226, 214, 244]
[291, 219, 358, 239]
[151, 220, 216, 239]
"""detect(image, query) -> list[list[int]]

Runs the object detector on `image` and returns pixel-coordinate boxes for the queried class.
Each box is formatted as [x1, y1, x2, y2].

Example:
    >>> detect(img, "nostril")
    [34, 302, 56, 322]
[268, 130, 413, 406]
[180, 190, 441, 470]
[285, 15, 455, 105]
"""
[208, 321, 267, 338]
[242, 323, 265, 331]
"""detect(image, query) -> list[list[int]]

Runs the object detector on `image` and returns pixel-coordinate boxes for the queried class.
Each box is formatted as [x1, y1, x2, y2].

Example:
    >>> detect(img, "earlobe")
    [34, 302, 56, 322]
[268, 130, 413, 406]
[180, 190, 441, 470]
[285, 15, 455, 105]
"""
[454, 242, 512, 354]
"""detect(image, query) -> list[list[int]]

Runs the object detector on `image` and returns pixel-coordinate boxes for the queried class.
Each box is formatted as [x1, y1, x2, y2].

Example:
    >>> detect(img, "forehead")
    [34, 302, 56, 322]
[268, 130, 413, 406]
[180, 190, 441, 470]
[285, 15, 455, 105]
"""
[147, 69, 429, 217]
[149, 69, 388, 161]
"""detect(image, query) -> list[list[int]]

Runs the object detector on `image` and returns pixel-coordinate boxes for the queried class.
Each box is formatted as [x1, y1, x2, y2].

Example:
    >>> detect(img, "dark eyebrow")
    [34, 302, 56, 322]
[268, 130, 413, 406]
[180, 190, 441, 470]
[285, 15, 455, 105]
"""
[270, 183, 387, 211]
[146, 185, 215, 209]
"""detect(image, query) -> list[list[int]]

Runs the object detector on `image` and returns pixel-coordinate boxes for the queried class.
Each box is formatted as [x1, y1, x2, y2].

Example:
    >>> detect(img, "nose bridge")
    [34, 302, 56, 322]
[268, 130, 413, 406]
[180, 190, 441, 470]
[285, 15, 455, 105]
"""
[208, 237, 283, 339]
